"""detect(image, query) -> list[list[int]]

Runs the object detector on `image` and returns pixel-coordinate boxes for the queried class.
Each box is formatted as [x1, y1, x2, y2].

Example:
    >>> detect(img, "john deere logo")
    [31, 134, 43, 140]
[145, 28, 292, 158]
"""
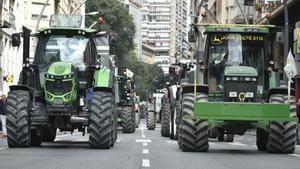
[4, 75, 13, 83]
[211, 34, 222, 45]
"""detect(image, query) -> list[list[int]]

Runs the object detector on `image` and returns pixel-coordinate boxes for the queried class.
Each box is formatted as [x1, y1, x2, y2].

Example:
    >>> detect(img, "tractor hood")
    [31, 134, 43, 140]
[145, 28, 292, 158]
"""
[224, 66, 258, 77]
[47, 62, 73, 76]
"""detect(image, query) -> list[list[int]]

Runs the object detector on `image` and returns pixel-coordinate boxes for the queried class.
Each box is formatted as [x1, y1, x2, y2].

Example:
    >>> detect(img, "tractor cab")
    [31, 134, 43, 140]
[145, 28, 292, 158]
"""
[203, 26, 269, 102]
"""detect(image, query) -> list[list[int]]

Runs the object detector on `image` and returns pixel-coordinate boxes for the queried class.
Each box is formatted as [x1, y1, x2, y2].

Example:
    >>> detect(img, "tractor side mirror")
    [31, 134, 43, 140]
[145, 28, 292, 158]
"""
[276, 32, 284, 44]
[188, 29, 196, 43]
[195, 50, 204, 63]
[12, 33, 21, 47]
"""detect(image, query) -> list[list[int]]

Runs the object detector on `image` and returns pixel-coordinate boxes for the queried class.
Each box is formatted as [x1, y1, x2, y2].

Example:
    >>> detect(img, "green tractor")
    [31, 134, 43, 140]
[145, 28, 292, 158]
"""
[6, 15, 118, 149]
[117, 68, 137, 133]
[177, 24, 297, 153]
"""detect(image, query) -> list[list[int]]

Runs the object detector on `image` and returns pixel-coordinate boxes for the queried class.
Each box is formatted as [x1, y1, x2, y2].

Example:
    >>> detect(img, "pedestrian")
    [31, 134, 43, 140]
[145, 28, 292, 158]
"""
[0, 94, 7, 138]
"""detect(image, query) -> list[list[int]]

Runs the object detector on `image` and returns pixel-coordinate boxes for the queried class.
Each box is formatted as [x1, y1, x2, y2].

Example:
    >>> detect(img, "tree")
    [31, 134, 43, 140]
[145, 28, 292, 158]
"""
[86, 0, 135, 65]
[86, 0, 165, 100]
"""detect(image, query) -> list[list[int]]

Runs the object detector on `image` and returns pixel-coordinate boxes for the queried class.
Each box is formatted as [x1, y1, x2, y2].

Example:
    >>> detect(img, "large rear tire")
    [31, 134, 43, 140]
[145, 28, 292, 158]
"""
[121, 106, 135, 133]
[179, 93, 209, 152]
[297, 123, 300, 145]
[267, 94, 297, 153]
[6, 90, 31, 148]
[147, 111, 156, 130]
[161, 99, 170, 137]
[89, 91, 114, 149]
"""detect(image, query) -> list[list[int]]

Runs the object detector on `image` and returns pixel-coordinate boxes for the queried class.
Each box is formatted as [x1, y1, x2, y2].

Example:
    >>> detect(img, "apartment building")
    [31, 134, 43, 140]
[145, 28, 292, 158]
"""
[141, 0, 172, 69]
[0, 0, 83, 94]
[192, 0, 254, 24]
[122, 0, 143, 60]
[170, 0, 188, 61]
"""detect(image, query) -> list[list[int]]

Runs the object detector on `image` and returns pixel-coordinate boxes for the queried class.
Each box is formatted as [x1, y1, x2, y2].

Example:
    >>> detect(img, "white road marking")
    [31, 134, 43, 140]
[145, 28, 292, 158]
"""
[143, 149, 149, 154]
[136, 139, 152, 143]
[166, 140, 177, 144]
[142, 159, 150, 168]
[116, 139, 121, 143]
[296, 145, 300, 148]
[143, 143, 148, 146]
[229, 142, 248, 146]
[209, 142, 216, 145]
[290, 154, 300, 158]
[141, 125, 146, 138]
[0, 147, 7, 150]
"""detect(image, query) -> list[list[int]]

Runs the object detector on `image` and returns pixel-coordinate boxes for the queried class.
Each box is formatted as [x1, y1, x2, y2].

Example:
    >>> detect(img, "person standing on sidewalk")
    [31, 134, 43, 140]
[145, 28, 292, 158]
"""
[0, 94, 7, 138]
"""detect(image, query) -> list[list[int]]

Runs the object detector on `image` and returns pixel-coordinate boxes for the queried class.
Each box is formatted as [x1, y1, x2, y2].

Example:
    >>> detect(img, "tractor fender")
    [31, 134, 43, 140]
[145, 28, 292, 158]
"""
[267, 87, 295, 101]
[181, 84, 209, 95]
[93, 67, 113, 89]
[93, 87, 113, 93]
[9, 85, 35, 101]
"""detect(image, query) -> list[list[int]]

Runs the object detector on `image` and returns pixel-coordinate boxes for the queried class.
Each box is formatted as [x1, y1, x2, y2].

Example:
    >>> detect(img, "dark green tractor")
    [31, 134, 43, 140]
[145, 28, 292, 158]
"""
[117, 68, 136, 133]
[177, 24, 297, 153]
[6, 15, 118, 149]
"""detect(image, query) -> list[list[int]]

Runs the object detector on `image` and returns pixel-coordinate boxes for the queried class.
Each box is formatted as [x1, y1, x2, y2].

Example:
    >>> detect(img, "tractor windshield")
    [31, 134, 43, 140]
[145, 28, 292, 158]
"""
[39, 35, 89, 70]
[208, 33, 265, 68]
[207, 33, 265, 91]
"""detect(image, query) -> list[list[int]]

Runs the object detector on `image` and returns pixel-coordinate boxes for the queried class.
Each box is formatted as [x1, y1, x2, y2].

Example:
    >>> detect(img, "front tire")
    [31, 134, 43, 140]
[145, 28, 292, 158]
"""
[161, 99, 170, 137]
[121, 106, 135, 133]
[179, 93, 209, 152]
[147, 111, 156, 130]
[6, 90, 31, 148]
[89, 91, 114, 149]
[267, 94, 297, 153]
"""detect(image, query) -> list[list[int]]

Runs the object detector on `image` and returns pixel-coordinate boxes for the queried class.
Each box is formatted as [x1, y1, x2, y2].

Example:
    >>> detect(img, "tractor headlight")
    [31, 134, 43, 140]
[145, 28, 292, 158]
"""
[226, 77, 231, 81]
[63, 75, 67, 79]
[50, 75, 54, 79]
[245, 77, 251, 81]
[252, 77, 257, 82]
[232, 77, 238, 81]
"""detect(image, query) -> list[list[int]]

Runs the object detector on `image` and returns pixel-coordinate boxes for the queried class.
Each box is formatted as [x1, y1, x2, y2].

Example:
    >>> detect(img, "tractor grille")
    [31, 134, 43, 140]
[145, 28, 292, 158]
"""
[224, 78, 257, 102]
[45, 80, 73, 95]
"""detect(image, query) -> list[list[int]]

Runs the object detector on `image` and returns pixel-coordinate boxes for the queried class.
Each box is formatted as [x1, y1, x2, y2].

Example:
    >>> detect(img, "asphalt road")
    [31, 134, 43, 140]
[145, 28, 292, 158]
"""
[0, 120, 300, 169]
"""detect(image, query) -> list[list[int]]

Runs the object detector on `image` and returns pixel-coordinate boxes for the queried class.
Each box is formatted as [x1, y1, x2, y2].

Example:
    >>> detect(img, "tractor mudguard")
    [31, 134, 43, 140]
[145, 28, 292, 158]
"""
[93, 67, 113, 88]
[182, 84, 209, 95]
[267, 87, 295, 101]
[9, 85, 35, 101]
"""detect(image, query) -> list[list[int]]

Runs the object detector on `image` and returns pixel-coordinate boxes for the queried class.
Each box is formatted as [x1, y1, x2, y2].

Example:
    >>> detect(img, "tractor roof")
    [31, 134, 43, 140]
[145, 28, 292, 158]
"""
[37, 27, 97, 34]
[203, 24, 271, 34]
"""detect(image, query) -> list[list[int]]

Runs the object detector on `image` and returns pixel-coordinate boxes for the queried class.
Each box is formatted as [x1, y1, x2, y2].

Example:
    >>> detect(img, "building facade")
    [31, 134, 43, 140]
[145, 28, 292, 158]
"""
[170, 0, 188, 61]
[122, 0, 143, 61]
[141, 0, 172, 67]
[0, 0, 84, 95]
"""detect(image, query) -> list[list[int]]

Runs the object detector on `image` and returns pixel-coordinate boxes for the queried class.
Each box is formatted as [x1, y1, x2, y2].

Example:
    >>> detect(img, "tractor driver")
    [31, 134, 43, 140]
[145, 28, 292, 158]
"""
[211, 49, 228, 91]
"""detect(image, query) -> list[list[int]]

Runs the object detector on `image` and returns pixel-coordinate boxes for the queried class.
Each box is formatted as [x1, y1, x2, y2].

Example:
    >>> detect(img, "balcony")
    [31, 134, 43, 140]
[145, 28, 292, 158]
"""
[0, 7, 11, 28]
